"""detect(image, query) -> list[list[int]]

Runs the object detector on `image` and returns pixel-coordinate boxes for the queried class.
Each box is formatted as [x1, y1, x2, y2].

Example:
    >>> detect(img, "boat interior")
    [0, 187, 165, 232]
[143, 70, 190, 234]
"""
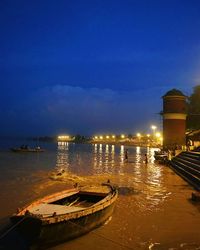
[50, 191, 107, 208]
[26, 191, 108, 217]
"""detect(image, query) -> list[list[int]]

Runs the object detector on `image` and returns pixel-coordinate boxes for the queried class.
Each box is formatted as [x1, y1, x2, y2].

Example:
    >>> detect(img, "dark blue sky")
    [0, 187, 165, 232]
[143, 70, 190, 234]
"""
[1, 0, 200, 136]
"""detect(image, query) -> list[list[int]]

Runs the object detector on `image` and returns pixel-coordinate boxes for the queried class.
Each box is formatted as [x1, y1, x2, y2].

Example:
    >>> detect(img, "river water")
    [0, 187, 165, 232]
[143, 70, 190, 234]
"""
[0, 140, 200, 250]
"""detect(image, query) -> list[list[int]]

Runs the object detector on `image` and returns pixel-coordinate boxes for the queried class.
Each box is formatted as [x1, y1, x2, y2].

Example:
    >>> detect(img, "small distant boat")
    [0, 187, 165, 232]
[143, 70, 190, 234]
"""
[10, 183, 118, 248]
[10, 147, 45, 153]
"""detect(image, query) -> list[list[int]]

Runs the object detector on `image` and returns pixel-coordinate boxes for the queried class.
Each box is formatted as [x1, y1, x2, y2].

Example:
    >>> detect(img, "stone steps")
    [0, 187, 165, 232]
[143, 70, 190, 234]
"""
[176, 156, 200, 166]
[170, 151, 200, 190]
[175, 156, 200, 170]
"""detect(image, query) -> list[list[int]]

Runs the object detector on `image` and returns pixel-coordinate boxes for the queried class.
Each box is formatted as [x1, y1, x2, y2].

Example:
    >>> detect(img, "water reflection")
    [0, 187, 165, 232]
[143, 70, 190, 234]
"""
[135, 146, 141, 164]
[103, 144, 108, 173]
[92, 144, 116, 174]
[106, 145, 165, 210]
[99, 144, 103, 168]
[56, 142, 69, 172]
[120, 145, 124, 164]
[93, 144, 101, 174]
[91, 144, 161, 176]
[93, 144, 98, 172]
[111, 145, 115, 167]
[147, 147, 159, 164]
[74, 144, 166, 210]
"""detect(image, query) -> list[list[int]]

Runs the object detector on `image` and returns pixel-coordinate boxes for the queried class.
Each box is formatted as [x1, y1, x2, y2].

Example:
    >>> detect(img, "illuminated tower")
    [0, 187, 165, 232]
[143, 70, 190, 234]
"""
[162, 89, 187, 148]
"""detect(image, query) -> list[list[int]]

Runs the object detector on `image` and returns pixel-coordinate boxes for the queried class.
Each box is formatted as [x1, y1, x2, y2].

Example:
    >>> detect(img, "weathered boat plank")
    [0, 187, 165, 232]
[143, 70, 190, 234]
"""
[29, 204, 84, 216]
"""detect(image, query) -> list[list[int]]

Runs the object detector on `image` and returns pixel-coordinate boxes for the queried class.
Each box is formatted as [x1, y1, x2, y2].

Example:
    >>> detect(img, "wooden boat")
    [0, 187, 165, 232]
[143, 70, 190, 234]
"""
[154, 150, 168, 160]
[10, 147, 45, 153]
[10, 183, 118, 248]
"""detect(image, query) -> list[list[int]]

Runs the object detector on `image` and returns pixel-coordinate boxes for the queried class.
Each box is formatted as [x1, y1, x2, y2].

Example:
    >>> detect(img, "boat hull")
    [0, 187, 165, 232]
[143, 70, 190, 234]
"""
[10, 148, 44, 153]
[39, 201, 115, 247]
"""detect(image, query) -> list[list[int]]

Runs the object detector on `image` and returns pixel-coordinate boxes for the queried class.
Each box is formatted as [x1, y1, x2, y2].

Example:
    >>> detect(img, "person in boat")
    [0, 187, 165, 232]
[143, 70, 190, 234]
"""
[124, 149, 128, 162]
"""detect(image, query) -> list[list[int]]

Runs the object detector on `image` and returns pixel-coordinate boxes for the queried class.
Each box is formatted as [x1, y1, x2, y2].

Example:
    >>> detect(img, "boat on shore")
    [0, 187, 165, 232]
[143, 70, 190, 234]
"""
[10, 183, 118, 248]
[154, 150, 168, 163]
[10, 147, 45, 153]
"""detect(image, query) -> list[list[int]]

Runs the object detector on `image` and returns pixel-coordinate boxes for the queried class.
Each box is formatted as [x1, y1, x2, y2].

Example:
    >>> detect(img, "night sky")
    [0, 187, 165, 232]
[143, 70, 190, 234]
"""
[1, 0, 200, 136]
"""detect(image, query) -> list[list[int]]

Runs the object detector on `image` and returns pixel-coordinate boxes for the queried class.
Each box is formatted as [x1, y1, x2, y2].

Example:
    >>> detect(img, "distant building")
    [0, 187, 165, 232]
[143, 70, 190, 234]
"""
[162, 89, 187, 149]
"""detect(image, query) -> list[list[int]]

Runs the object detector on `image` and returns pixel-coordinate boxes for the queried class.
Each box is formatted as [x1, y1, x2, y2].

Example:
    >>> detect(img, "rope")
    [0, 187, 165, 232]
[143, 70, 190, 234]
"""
[0, 216, 26, 240]
[68, 220, 135, 250]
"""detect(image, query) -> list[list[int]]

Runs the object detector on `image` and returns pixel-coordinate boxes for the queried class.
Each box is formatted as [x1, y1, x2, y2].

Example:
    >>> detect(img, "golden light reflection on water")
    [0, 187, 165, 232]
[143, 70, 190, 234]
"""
[105, 144, 109, 171]
[136, 146, 141, 164]
[111, 145, 115, 167]
[99, 144, 103, 168]
[56, 142, 69, 172]
[147, 147, 159, 164]
[92, 144, 116, 174]
[93, 144, 104, 174]
[120, 144, 124, 165]
[93, 144, 98, 172]
[55, 143, 166, 211]
[55, 143, 162, 183]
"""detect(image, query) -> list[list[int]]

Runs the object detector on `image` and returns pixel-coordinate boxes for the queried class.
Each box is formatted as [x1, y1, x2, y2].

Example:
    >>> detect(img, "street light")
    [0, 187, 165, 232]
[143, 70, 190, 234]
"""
[155, 132, 161, 138]
[151, 125, 157, 145]
[155, 132, 162, 145]
[151, 125, 157, 132]
[137, 133, 141, 145]
[151, 125, 157, 137]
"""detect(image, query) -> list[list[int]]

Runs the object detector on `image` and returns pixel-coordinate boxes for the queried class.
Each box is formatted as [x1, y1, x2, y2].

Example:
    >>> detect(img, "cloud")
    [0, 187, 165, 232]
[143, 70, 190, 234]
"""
[1, 84, 164, 136]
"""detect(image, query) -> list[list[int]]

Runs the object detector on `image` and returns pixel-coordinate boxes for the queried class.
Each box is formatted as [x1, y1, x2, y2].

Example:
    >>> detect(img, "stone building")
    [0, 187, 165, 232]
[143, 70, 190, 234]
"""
[162, 89, 187, 149]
